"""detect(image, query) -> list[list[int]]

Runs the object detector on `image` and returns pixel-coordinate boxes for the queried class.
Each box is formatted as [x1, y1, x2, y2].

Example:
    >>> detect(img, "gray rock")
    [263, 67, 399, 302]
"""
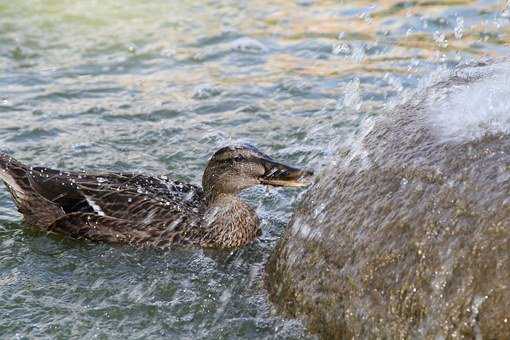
[266, 62, 510, 339]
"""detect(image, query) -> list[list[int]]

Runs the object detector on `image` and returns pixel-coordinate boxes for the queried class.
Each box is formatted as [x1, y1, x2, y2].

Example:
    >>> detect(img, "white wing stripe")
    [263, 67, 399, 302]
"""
[84, 194, 106, 216]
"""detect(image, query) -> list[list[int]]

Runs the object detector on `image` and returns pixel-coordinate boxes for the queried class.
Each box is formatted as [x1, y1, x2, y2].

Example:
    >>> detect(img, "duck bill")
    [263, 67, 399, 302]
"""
[259, 159, 314, 188]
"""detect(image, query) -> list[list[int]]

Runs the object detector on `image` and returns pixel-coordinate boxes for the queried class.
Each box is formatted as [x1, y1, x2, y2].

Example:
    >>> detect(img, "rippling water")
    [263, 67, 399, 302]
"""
[0, 0, 508, 338]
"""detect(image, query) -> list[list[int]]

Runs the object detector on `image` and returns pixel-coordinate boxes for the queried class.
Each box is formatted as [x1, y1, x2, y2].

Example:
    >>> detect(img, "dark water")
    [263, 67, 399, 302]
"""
[0, 1, 508, 338]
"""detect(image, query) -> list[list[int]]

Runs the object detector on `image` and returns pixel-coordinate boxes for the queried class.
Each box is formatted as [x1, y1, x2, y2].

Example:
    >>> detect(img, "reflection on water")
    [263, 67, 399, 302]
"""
[0, 0, 508, 338]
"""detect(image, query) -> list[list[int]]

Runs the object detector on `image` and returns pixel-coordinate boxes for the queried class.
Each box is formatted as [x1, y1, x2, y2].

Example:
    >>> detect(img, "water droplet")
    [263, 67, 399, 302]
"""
[332, 42, 352, 55]
[454, 17, 464, 39]
[340, 78, 362, 112]
[433, 31, 448, 48]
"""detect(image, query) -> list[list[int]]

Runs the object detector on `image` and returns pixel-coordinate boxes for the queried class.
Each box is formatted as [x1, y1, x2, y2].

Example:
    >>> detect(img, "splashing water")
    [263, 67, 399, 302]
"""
[428, 63, 510, 143]
[0, 0, 509, 338]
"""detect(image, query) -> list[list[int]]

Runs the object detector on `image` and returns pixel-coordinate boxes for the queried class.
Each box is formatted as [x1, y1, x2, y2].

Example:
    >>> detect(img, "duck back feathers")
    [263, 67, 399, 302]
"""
[0, 153, 208, 247]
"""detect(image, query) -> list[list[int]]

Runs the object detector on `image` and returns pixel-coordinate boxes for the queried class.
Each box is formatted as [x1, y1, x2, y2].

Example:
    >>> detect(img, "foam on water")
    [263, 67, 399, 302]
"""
[427, 63, 510, 143]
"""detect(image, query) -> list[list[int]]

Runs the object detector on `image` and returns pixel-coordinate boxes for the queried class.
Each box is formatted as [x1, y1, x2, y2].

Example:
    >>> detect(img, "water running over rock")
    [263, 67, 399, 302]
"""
[267, 60, 510, 339]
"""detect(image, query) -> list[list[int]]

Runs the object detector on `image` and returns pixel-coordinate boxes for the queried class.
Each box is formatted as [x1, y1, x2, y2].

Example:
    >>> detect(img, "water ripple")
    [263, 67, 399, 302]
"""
[0, 0, 508, 338]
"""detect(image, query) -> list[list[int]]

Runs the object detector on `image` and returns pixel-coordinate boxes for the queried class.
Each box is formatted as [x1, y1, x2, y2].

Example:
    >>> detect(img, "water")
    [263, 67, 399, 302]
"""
[427, 62, 510, 142]
[0, 0, 508, 338]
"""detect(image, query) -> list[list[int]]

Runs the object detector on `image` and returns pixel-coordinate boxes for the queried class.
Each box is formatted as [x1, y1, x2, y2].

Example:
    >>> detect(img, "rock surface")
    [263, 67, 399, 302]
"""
[266, 62, 510, 339]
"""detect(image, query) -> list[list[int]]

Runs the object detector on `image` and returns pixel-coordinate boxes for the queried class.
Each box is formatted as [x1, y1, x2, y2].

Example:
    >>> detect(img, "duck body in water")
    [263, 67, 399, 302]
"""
[0, 145, 312, 249]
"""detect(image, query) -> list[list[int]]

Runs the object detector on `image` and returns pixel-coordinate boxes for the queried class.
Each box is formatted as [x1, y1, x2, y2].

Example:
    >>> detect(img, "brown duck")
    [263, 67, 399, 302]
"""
[0, 145, 312, 249]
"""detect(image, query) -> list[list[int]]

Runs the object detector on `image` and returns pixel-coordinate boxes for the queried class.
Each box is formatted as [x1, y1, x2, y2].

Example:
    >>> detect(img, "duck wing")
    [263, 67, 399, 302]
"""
[1, 154, 207, 246]
[31, 168, 208, 246]
[28, 167, 205, 223]
[49, 212, 199, 248]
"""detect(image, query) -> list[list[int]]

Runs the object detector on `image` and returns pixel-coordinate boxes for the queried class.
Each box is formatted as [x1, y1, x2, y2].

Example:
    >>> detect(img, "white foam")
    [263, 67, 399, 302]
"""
[427, 63, 510, 143]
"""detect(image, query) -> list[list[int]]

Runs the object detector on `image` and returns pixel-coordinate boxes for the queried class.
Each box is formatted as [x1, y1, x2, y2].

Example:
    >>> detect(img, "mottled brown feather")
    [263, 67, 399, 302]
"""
[0, 152, 262, 249]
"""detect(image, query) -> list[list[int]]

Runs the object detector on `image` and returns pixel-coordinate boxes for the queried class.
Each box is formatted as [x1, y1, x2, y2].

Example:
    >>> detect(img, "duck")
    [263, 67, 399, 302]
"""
[0, 145, 313, 249]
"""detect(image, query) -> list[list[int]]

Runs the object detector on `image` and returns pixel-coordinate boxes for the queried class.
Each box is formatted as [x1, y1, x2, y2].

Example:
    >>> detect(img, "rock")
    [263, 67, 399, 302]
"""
[266, 61, 510, 339]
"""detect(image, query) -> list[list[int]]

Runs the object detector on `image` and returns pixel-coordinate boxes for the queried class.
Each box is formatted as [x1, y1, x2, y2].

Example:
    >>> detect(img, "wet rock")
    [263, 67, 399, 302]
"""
[266, 62, 510, 339]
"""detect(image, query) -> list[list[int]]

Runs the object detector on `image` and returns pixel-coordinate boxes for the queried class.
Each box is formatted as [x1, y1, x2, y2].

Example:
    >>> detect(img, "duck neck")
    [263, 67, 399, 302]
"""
[202, 192, 260, 248]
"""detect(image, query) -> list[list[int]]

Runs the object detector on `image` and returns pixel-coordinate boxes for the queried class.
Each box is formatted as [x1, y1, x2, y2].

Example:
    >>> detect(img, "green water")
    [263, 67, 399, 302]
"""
[0, 0, 508, 338]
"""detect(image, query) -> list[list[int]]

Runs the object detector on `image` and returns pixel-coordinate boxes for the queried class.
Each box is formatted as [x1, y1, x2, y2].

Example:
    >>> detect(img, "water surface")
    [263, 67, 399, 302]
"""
[0, 0, 509, 338]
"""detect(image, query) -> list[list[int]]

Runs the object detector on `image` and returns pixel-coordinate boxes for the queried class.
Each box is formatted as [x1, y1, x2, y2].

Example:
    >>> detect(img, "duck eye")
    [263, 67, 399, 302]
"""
[233, 155, 244, 162]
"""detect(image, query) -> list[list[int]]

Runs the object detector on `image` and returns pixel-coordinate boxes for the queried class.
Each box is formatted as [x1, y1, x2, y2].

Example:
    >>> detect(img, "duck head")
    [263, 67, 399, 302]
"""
[202, 144, 313, 197]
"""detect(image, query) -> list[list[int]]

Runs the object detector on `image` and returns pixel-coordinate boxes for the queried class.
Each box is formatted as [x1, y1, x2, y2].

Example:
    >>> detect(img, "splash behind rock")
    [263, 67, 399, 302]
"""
[266, 61, 510, 338]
